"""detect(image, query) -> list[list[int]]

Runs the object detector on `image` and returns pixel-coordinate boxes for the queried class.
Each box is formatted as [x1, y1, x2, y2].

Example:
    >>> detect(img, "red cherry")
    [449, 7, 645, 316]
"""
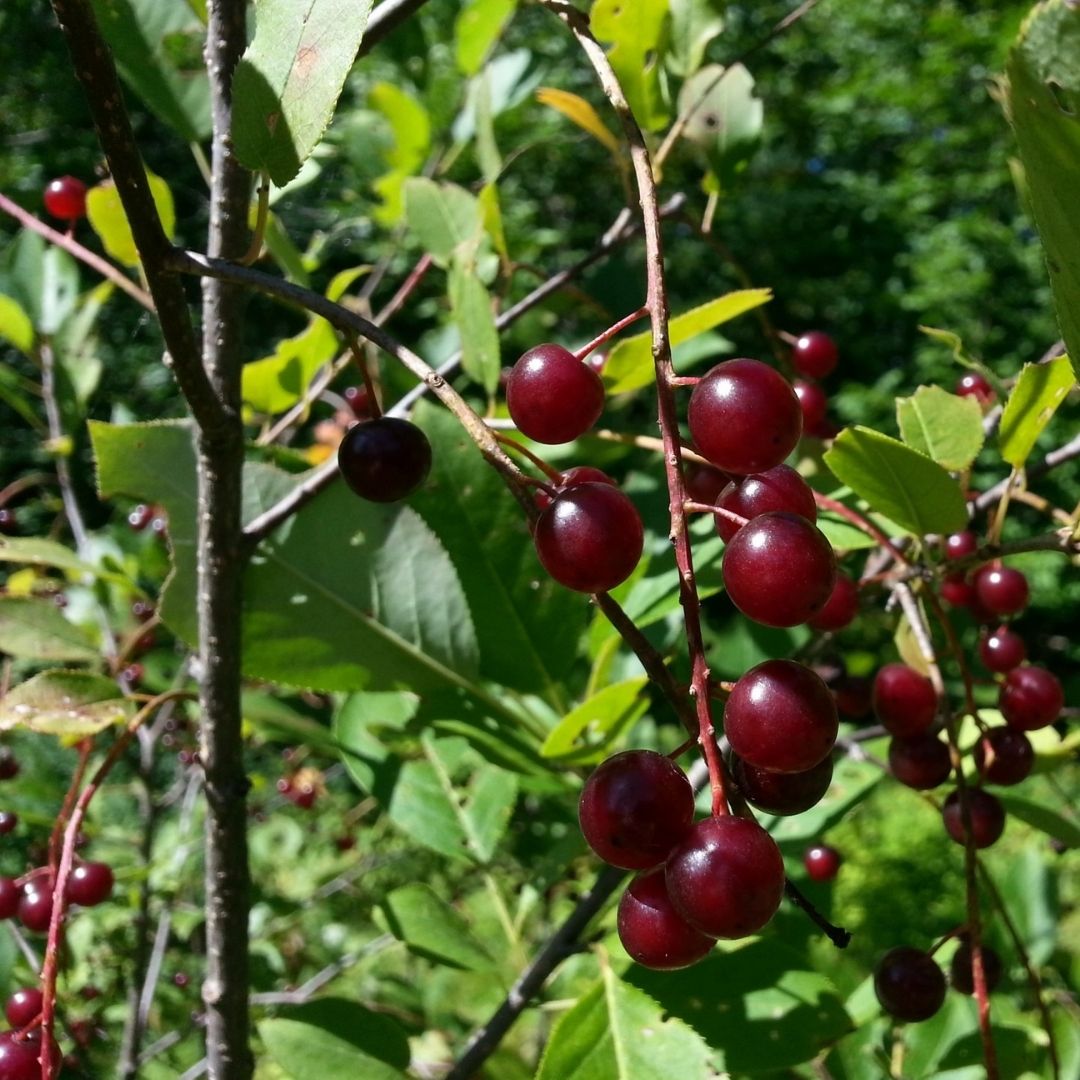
[888, 734, 952, 789]
[0, 812, 16, 835]
[973, 565, 1029, 618]
[803, 843, 841, 882]
[833, 675, 873, 719]
[506, 344, 605, 444]
[942, 789, 1006, 848]
[973, 728, 1033, 786]
[67, 862, 114, 907]
[874, 947, 946, 1022]
[792, 331, 838, 378]
[5, 988, 44, 1028]
[343, 385, 371, 419]
[999, 665, 1063, 731]
[729, 753, 833, 816]
[616, 869, 715, 970]
[978, 627, 1026, 673]
[941, 572, 975, 608]
[794, 379, 828, 428]
[17, 886, 54, 933]
[873, 664, 937, 737]
[0, 878, 19, 919]
[683, 462, 733, 505]
[43, 175, 88, 221]
[0, 509, 17, 535]
[0, 1029, 49, 1080]
[808, 571, 859, 632]
[944, 531, 978, 560]
[955, 372, 996, 408]
[950, 939, 1003, 994]
[713, 465, 817, 543]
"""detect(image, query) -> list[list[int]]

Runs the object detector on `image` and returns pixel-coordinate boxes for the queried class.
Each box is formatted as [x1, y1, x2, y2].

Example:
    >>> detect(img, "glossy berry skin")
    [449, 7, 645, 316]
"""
[687, 359, 803, 475]
[67, 862, 114, 907]
[873, 663, 937, 737]
[343, 385, 371, 419]
[337, 417, 432, 502]
[17, 886, 53, 933]
[888, 734, 952, 790]
[128, 503, 155, 532]
[43, 175, 88, 220]
[794, 379, 828, 428]
[0, 509, 15, 535]
[0, 879, 18, 920]
[808, 572, 859, 632]
[617, 869, 715, 970]
[714, 465, 817, 543]
[979, 626, 1026, 673]
[683, 462, 733, 505]
[804, 844, 841, 882]
[730, 752, 833, 816]
[722, 512, 836, 628]
[5, 988, 43, 1028]
[942, 789, 1006, 849]
[950, 940, 1003, 995]
[792, 331, 838, 378]
[506, 344, 605, 444]
[973, 565, 1029, 618]
[1000, 665, 1063, 731]
[940, 573, 975, 609]
[665, 816, 785, 939]
[944, 531, 978, 561]
[578, 750, 695, 870]
[534, 482, 643, 594]
[0, 1031, 44, 1080]
[974, 728, 1033, 786]
[0, 751, 19, 781]
[833, 675, 873, 720]
[0, 812, 16, 835]
[725, 660, 838, 773]
[956, 371, 996, 408]
[535, 466, 615, 511]
[874, 947, 946, 1022]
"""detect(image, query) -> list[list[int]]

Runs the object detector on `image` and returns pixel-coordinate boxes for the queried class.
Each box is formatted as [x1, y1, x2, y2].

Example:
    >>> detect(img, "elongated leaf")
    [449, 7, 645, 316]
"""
[0, 294, 33, 354]
[998, 355, 1075, 468]
[896, 385, 984, 471]
[0, 670, 132, 736]
[604, 289, 772, 394]
[455, 0, 516, 76]
[824, 426, 968, 536]
[996, 793, 1080, 848]
[815, 512, 880, 551]
[449, 264, 500, 395]
[232, 0, 375, 186]
[380, 883, 494, 970]
[0, 597, 98, 662]
[1, 231, 76, 337]
[403, 179, 482, 267]
[536, 87, 621, 153]
[537, 967, 710, 1080]
[0, 535, 132, 587]
[541, 679, 649, 764]
[86, 174, 175, 267]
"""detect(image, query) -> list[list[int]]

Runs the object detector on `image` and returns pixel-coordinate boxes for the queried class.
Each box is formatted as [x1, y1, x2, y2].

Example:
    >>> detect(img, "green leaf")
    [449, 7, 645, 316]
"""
[258, 998, 409, 1080]
[765, 758, 884, 847]
[824, 426, 968, 536]
[369, 82, 431, 225]
[449, 263, 500, 395]
[333, 690, 419, 793]
[541, 679, 649, 764]
[388, 734, 517, 863]
[996, 793, 1080, 849]
[815, 512, 880, 551]
[0, 294, 34, 354]
[403, 179, 483, 268]
[89, 0, 212, 141]
[478, 182, 509, 262]
[232, 0, 375, 186]
[998, 355, 1076, 468]
[626, 940, 854, 1073]
[894, 608, 932, 677]
[604, 289, 772, 394]
[1006, 0, 1080, 382]
[0, 535, 132, 587]
[591, 0, 671, 132]
[896, 385, 985, 471]
[2, 231, 77, 337]
[537, 966, 710, 1080]
[380, 883, 494, 970]
[241, 316, 337, 415]
[86, 174, 175, 268]
[455, 0, 516, 76]
[0, 597, 99, 662]
[668, 0, 725, 78]
[0, 670, 132, 737]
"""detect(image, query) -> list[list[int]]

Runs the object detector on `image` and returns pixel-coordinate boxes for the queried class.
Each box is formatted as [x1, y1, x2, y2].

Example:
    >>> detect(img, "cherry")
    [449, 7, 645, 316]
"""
[978, 626, 1026, 673]
[955, 371, 996, 408]
[792, 331, 838, 378]
[17, 886, 54, 933]
[794, 379, 828, 428]
[683, 462, 733, 505]
[808, 571, 859, 632]
[43, 175, 88, 221]
[0, 750, 19, 781]
[506, 344, 605, 444]
[67, 862, 114, 907]
[174, 971, 191, 988]
[337, 417, 432, 502]
[974, 728, 1033, 786]
[940, 573, 975, 609]
[616, 869, 715, 970]
[533, 482, 644, 594]
[950, 939, 1003, 994]
[729, 752, 833, 816]
[722, 512, 836, 628]
[833, 675, 873, 720]
[132, 599, 155, 623]
[803, 843, 841, 882]
[0, 812, 16, 835]
[999, 665, 1063, 731]
[0, 1030, 45, 1080]
[534, 466, 615, 511]
[0, 879, 18, 920]
[578, 750, 695, 870]
[343, 385, 371, 419]
[5, 988, 43, 1029]
[0, 509, 15, 535]
[874, 947, 946, 1022]
[127, 503, 155, 532]
[713, 465, 817, 543]
[665, 816, 785, 938]
[872, 663, 937, 737]
[888, 734, 952, 789]
[687, 359, 803, 475]
[973, 565, 1029, 618]
[724, 660, 837, 773]
[944, 531, 978, 561]
[942, 789, 1006, 848]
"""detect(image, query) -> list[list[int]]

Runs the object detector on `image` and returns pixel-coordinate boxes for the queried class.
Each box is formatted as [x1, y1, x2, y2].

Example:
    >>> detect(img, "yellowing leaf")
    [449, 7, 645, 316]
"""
[0, 294, 34, 354]
[86, 173, 176, 267]
[535, 87, 620, 154]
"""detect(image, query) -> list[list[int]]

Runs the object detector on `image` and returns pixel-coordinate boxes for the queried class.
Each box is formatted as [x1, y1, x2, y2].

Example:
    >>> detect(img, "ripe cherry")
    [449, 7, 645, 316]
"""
[730, 753, 833, 816]
[999, 665, 1063, 731]
[665, 816, 785, 939]
[43, 175, 88, 221]
[940, 573, 974, 609]
[713, 465, 817, 543]
[5, 988, 43, 1029]
[343, 385, 371, 419]
[0, 509, 15, 535]
[687, 359, 803, 475]
[127, 503, 155, 532]
[833, 674, 873, 719]
[724, 659, 837, 773]
[873, 663, 937, 737]
[0, 879, 19, 920]
[0, 812, 16, 835]
[888, 734, 952, 789]
[0, 750, 20, 781]
[804, 844, 841, 882]
[506, 344, 605, 444]
[978, 626, 1026, 673]
[722, 512, 836, 628]
[337, 417, 432, 502]
[792, 331, 838, 378]
[0, 1030, 46, 1080]
[973, 728, 1033, 786]
[67, 862, 114, 907]
[874, 947, 946, 1022]
[683, 462, 733, 505]
[616, 869, 715, 970]
[944, 531, 978, 561]
[534, 466, 615, 511]
[578, 750, 695, 870]
[17, 886, 54, 933]
[973, 565, 1029, 618]
[942, 789, 1006, 848]
[955, 371, 996, 408]
[533, 482, 643, 594]
[950, 939, 1003, 994]
[808, 571, 859, 632]
[794, 379, 828, 428]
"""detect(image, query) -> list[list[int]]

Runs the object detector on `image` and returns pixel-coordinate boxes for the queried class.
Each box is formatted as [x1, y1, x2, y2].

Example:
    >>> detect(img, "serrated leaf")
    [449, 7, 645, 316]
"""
[677, 63, 763, 187]
[604, 289, 772, 394]
[380, 883, 494, 970]
[232, 0, 374, 186]
[455, 0, 516, 76]
[998, 355, 1075, 468]
[0, 670, 132, 736]
[541, 679, 649, 764]
[258, 999, 409, 1080]
[591, 0, 671, 132]
[369, 82, 431, 225]
[403, 179, 482, 267]
[0, 294, 33, 354]
[824, 427, 968, 536]
[537, 967, 710, 1080]
[86, 174, 175, 267]
[0, 597, 99, 662]
[449, 263, 500, 395]
[896, 385, 985, 471]
[0, 535, 132, 587]
[996, 793, 1080, 848]
[241, 316, 337, 415]
[536, 87, 621, 153]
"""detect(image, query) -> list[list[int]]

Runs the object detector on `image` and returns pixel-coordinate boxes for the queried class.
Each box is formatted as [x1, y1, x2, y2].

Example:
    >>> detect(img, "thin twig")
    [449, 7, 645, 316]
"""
[974, 431, 1080, 512]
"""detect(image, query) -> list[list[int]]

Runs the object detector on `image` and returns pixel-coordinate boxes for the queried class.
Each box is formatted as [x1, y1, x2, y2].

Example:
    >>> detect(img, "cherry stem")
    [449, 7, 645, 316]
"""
[666, 736, 698, 760]
[47, 739, 93, 871]
[493, 433, 564, 484]
[814, 490, 912, 568]
[0, 472, 58, 508]
[345, 330, 383, 419]
[928, 924, 965, 957]
[667, 375, 701, 388]
[238, 172, 270, 267]
[783, 879, 851, 948]
[573, 304, 649, 361]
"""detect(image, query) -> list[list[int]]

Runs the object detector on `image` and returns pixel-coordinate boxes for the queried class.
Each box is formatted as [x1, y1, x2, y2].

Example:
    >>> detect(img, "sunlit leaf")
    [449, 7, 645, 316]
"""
[998, 355, 1075, 468]
[896, 385, 985, 471]
[86, 173, 176, 267]
[0, 670, 132, 736]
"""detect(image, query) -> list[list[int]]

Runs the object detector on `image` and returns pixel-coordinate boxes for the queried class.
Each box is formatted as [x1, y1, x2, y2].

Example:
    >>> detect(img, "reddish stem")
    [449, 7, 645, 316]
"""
[573, 304, 649, 361]
[47, 739, 92, 870]
[493, 432, 563, 484]
[814, 490, 911, 568]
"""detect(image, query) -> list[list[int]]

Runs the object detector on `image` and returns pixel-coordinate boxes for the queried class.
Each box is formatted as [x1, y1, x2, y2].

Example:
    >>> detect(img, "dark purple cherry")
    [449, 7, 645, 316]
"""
[337, 417, 432, 502]
[792, 331, 838, 378]
[0, 749, 20, 780]
[973, 728, 1033, 786]
[873, 663, 937, 737]
[874, 947, 946, 1022]
[721, 512, 836, 628]
[5, 988, 43, 1029]
[1000, 665, 1063, 731]
[617, 869, 715, 970]
[803, 843, 841, 882]
[683, 462, 733, 505]
[714, 465, 817, 543]
[956, 372, 996, 408]
[578, 750, 695, 870]
[833, 675, 872, 719]
[127, 503, 155, 532]
[942, 789, 1005, 848]
[17, 886, 54, 933]
[794, 379, 828, 428]
[978, 627, 1026, 673]
[687, 359, 802, 475]
[506, 344, 605, 444]
[973, 565, 1029, 618]
[730, 752, 833, 816]
[0, 812, 16, 835]
[67, 862, 114, 907]
[0, 878, 18, 920]
[888, 734, 951, 790]
[950, 939, 1003, 994]
[0, 509, 16, 535]
[43, 175, 88, 221]
[808, 572, 859, 632]
[944, 531, 978, 561]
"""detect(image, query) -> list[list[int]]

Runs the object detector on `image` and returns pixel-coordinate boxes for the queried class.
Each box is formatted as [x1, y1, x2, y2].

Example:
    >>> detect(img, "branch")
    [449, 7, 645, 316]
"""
[973, 431, 1080, 512]
[356, 0, 435, 60]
